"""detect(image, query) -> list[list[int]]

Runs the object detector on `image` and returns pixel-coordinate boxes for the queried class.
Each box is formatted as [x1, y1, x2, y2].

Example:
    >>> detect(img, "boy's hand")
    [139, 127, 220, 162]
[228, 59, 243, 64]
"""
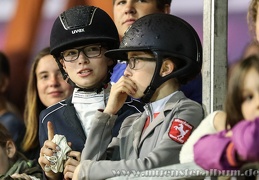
[104, 76, 137, 115]
[38, 121, 61, 180]
[64, 151, 81, 180]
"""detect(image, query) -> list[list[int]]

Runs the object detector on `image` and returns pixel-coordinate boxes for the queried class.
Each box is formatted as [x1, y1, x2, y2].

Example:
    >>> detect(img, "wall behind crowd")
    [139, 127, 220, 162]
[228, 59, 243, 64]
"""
[0, 0, 252, 113]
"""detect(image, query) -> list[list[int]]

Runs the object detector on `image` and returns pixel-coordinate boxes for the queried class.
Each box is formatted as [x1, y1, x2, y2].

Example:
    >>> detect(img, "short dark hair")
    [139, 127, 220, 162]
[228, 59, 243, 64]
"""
[113, 0, 172, 10]
[157, 0, 172, 10]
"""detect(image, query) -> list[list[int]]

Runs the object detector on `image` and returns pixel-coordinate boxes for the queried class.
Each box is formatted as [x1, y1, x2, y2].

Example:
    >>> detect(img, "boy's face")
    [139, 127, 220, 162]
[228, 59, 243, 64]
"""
[60, 44, 114, 89]
[113, 0, 165, 37]
[124, 51, 156, 99]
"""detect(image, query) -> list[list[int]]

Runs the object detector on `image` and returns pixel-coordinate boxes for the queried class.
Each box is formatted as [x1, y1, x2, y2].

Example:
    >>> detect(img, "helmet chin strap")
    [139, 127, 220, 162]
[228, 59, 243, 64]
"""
[140, 53, 163, 103]
[141, 85, 157, 103]
[140, 52, 185, 103]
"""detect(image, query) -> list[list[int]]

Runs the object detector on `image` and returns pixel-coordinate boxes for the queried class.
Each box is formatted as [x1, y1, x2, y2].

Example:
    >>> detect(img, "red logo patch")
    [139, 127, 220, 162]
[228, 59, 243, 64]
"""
[168, 119, 193, 144]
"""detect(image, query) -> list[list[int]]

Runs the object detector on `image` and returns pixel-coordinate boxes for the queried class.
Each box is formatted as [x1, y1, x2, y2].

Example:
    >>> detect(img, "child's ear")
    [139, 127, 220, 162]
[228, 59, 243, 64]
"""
[160, 59, 174, 77]
[5, 140, 16, 159]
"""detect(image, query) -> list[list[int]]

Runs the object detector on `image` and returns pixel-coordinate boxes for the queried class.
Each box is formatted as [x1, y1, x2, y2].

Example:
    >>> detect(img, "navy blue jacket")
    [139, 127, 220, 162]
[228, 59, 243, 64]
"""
[39, 95, 144, 152]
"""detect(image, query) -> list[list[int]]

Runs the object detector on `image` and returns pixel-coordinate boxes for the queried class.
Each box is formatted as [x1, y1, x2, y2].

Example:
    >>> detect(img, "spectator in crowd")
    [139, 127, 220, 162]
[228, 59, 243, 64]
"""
[180, 0, 259, 165]
[194, 55, 259, 170]
[111, 0, 203, 104]
[0, 123, 42, 179]
[72, 13, 204, 180]
[21, 47, 73, 160]
[38, 5, 144, 180]
[0, 51, 25, 151]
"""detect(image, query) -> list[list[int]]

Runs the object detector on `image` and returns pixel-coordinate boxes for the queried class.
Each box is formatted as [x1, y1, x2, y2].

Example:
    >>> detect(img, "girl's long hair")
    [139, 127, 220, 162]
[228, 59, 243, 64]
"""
[21, 47, 49, 152]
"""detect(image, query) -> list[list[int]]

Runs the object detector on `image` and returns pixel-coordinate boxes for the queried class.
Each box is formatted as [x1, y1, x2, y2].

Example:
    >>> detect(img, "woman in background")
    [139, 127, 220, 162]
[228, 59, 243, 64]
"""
[21, 47, 73, 160]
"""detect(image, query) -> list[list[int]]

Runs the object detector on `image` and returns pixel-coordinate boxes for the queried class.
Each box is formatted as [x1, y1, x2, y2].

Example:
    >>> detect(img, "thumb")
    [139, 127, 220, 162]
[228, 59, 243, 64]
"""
[47, 121, 55, 140]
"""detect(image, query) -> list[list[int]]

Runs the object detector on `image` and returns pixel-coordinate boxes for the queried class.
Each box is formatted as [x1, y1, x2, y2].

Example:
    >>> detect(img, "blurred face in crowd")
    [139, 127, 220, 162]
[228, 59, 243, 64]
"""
[241, 67, 259, 121]
[36, 54, 73, 107]
[113, 0, 170, 37]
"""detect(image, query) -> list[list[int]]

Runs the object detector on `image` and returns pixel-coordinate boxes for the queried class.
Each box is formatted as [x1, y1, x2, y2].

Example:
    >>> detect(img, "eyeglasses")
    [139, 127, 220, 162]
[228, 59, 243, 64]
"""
[126, 57, 156, 69]
[61, 45, 102, 62]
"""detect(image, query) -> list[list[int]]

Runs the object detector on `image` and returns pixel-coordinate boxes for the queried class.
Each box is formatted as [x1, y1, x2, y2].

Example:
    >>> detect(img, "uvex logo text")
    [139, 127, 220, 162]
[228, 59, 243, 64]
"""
[72, 28, 85, 34]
